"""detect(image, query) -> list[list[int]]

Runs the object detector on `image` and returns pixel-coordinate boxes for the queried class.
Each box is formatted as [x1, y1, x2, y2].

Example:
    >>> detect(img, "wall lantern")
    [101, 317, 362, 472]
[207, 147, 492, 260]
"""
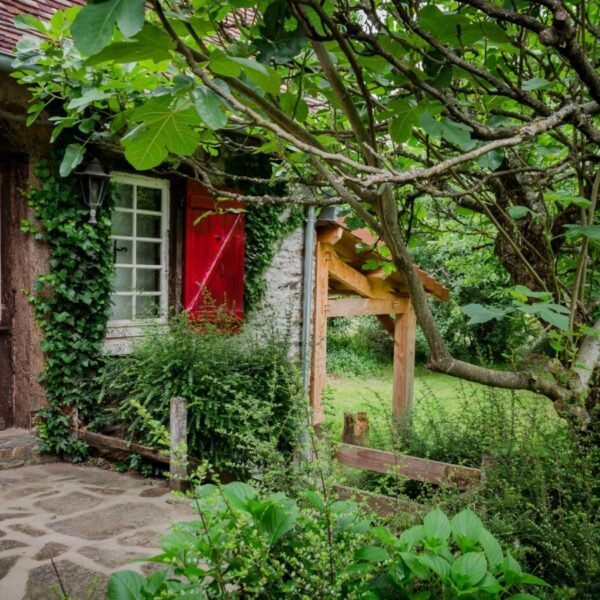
[78, 159, 110, 224]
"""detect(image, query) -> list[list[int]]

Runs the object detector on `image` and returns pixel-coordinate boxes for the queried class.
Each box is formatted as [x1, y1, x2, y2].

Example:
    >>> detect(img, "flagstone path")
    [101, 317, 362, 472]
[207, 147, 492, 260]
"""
[0, 462, 195, 599]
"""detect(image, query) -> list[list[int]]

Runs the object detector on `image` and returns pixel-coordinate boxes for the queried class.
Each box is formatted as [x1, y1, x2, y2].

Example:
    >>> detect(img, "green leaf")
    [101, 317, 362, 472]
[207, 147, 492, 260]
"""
[59, 143, 85, 177]
[419, 112, 443, 139]
[193, 86, 228, 130]
[400, 551, 431, 580]
[564, 224, 600, 241]
[451, 509, 484, 551]
[72, 0, 145, 55]
[210, 50, 242, 77]
[107, 570, 145, 600]
[67, 89, 109, 111]
[477, 149, 504, 170]
[303, 490, 325, 511]
[418, 553, 451, 580]
[389, 100, 422, 144]
[519, 573, 548, 586]
[84, 24, 175, 65]
[522, 77, 550, 91]
[461, 303, 509, 325]
[479, 529, 503, 570]
[508, 205, 531, 219]
[229, 57, 281, 95]
[355, 545, 390, 563]
[508, 595, 542, 599]
[221, 481, 257, 511]
[480, 571, 502, 594]
[439, 118, 475, 150]
[257, 501, 297, 544]
[423, 507, 451, 541]
[450, 552, 487, 590]
[14, 14, 48, 34]
[122, 97, 200, 170]
[399, 525, 424, 551]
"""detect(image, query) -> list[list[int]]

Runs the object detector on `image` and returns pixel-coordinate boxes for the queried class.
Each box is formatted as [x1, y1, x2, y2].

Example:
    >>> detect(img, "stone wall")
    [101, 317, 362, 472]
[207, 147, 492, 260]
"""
[247, 223, 308, 361]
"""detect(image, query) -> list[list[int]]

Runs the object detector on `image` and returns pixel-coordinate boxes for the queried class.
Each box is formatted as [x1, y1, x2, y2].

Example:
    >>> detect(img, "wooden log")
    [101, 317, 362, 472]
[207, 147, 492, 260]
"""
[392, 303, 416, 422]
[335, 443, 481, 488]
[327, 297, 408, 318]
[170, 396, 188, 492]
[342, 412, 370, 447]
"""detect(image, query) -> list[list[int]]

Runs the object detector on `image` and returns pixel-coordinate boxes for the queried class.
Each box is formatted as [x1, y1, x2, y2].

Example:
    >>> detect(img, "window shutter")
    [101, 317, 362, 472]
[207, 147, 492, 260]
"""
[183, 182, 245, 321]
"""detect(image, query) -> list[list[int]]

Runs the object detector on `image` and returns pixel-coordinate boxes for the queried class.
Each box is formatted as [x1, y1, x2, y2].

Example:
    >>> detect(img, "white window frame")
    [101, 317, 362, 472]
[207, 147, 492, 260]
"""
[104, 173, 170, 355]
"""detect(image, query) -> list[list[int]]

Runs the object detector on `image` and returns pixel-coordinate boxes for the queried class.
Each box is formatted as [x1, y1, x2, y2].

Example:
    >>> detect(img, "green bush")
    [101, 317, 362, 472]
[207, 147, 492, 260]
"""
[350, 387, 599, 599]
[327, 316, 393, 377]
[99, 313, 303, 479]
[108, 482, 547, 599]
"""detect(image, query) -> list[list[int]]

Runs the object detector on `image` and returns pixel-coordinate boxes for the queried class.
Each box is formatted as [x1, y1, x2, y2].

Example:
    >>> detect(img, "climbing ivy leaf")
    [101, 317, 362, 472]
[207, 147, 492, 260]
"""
[122, 97, 200, 170]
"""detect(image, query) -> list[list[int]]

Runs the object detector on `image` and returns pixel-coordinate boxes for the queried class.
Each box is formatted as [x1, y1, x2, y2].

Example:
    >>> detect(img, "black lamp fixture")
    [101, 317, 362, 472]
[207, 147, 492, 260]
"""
[78, 159, 110, 224]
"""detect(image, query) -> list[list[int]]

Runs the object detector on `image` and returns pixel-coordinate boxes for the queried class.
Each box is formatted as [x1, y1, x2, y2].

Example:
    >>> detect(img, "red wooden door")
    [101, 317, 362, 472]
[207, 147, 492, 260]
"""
[183, 182, 244, 320]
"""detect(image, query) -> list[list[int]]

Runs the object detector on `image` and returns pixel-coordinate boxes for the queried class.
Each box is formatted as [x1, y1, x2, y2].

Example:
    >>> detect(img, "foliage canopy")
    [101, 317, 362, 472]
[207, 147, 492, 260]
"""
[13, 0, 600, 409]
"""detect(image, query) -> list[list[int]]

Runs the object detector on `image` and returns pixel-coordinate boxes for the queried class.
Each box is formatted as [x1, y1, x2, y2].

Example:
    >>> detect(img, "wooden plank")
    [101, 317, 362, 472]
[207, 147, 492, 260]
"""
[310, 242, 329, 425]
[335, 443, 481, 488]
[327, 297, 408, 317]
[169, 397, 188, 492]
[393, 302, 416, 422]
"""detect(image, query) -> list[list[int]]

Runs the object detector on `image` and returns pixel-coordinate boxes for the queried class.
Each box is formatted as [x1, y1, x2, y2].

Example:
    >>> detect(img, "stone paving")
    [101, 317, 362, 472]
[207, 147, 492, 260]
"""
[0, 462, 195, 599]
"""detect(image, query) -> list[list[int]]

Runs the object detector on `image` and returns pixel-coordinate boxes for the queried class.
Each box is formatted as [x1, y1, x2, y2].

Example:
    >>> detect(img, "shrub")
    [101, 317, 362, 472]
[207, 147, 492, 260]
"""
[345, 385, 599, 599]
[327, 316, 393, 377]
[99, 313, 303, 479]
[108, 482, 547, 599]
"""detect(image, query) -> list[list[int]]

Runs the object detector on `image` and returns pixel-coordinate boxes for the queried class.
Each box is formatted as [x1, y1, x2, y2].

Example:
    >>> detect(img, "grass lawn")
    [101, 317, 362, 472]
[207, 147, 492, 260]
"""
[324, 365, 554, 445]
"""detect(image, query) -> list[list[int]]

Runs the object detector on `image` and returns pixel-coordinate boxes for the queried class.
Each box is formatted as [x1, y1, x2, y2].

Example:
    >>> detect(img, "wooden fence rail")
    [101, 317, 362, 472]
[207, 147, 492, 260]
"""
[335, 443, 481, 489]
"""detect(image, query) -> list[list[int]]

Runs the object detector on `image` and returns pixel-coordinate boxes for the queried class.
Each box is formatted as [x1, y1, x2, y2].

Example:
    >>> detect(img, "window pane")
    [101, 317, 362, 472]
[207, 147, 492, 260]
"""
[113, 239, 133, 265]
[137, 187, 162, 211]
[114, 184, 133, 208]
[136, 295, 161, 319]
[112, 211, 133, 237]
[114, 267, 133, 292]
[137, 213, 161, 239]
[136, 241, 161, 265]
[111, 295, 132, 320]
[136, 268, 161, 292]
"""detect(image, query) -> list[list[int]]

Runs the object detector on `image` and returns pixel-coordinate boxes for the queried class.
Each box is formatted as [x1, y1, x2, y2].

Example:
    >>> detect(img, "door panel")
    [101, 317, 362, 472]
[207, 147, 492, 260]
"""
[183, 182, 245, 320]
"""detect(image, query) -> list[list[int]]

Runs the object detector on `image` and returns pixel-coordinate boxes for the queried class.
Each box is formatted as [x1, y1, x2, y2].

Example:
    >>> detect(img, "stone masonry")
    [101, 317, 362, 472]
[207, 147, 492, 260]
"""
[0, 462, 195, 599]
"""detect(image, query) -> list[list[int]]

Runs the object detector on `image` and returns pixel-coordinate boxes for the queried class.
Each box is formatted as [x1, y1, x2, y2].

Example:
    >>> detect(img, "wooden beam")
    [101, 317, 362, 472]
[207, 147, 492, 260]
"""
[377, 315, 396, 337]
[335, 443, 481, 488]
[327, 297, 409, 318]
[169, 397, 188, 491]
[393, 302, 416, 422]
[310, 242, 329, 425]
[317, 224, 344, 246]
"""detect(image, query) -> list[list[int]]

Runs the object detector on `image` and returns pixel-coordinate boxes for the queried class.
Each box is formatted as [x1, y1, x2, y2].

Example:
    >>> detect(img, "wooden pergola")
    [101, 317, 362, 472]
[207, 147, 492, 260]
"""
[310, 220, 449, 426]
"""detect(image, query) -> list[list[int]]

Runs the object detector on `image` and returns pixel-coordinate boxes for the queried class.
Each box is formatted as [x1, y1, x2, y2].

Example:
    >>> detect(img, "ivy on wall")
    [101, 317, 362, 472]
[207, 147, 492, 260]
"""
[224, 153, 304, 312]
[23, 162, 114, 459]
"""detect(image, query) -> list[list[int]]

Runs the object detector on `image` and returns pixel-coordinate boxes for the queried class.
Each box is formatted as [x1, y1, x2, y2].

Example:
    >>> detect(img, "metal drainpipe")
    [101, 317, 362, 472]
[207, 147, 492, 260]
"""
[0, 53, 14, 73]
[300, 205, 316, 395]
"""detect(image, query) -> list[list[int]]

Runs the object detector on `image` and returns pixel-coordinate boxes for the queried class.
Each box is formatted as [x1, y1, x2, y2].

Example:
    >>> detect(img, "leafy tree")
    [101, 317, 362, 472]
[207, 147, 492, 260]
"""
[12, 0, 600, 413]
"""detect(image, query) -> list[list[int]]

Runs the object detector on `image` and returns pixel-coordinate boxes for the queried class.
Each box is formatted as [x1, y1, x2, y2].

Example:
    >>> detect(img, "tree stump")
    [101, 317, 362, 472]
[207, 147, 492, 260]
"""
[342, 411, 370, 447]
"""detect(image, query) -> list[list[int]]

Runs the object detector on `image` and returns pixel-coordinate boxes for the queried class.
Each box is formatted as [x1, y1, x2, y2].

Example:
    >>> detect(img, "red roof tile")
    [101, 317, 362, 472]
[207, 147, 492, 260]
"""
[0, 0, 83, 55]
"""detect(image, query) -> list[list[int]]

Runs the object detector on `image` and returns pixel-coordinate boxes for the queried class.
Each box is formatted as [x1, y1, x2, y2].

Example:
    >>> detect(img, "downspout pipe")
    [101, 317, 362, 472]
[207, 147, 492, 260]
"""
[300, 205, 316, 395]
[0, 52, 14, 73]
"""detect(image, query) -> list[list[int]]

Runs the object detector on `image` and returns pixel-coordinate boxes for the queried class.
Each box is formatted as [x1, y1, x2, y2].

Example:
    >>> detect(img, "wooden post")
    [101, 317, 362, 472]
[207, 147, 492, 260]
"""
[392, 302, 416, 423]
[310, 242, 329, 425]
[169, 396, 188, 491]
